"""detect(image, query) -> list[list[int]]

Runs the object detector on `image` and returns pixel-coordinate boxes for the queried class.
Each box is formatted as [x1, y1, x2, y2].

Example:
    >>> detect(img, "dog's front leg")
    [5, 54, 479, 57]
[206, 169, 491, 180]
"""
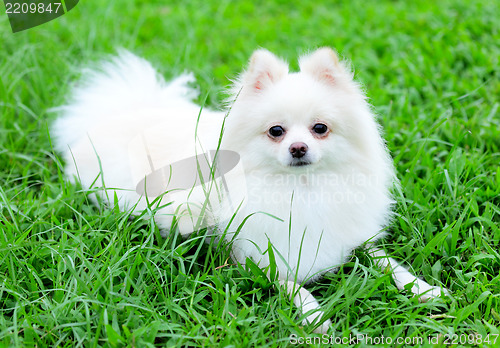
[369, 247, 450, 301]
[279, 280, 332, 334]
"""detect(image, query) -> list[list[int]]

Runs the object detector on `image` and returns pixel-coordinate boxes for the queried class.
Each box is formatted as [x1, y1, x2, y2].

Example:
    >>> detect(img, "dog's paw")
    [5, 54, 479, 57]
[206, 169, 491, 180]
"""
[311, 318, 332, 335]
[413, 279, 451, 302]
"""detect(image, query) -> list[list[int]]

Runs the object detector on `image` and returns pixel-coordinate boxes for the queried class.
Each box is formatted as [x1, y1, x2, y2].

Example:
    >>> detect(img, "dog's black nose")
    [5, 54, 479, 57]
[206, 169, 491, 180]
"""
[289, 142, 308, 158]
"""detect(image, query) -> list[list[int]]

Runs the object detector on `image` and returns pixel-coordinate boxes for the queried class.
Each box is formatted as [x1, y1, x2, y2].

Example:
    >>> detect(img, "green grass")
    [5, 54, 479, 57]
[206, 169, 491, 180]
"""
[1, 0, 499, 346]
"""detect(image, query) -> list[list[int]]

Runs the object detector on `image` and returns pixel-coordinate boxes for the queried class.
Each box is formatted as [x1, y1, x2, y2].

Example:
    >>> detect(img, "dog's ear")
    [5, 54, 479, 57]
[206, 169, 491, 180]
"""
[242, 49, 288, 92]
[299, 48, 346, 85]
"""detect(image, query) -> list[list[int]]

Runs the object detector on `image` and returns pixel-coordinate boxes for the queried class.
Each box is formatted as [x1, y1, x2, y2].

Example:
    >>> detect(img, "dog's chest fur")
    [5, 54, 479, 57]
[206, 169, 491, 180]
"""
[226, 168, 390, 283]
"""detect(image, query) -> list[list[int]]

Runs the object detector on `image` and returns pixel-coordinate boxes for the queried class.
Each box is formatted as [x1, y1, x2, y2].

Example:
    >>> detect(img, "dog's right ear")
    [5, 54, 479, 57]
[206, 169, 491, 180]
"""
[241, 49, 288, 92]
[299, 48, 348, 86]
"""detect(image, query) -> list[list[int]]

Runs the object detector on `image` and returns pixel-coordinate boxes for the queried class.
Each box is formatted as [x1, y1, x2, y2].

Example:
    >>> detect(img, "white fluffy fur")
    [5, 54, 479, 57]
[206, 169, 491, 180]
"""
[51, 48, 448, 333]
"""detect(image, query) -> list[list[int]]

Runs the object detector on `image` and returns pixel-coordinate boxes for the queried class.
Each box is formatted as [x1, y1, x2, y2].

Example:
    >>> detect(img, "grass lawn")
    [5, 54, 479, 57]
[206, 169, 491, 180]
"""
[1, 0, 499, 346]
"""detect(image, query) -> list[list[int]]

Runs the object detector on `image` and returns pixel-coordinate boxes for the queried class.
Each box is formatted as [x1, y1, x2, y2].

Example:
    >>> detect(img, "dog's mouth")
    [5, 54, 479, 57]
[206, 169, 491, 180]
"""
[289, 159, 312, 167]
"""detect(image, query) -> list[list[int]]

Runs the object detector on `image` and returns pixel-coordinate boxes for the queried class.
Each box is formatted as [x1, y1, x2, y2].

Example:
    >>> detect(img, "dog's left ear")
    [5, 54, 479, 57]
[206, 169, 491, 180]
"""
[299, 48, 347, 85]
[242, 49, 289, 92]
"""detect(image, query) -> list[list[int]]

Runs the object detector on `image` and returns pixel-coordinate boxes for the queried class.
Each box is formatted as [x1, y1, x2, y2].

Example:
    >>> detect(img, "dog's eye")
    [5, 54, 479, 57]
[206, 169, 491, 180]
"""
[268, 126, 285, 137]
[312, 123, 328, 134]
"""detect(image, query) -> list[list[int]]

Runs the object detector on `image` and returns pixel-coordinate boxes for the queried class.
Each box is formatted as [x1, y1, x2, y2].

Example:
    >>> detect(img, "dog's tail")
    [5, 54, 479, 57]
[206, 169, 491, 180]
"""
[50, 51, 197, 153]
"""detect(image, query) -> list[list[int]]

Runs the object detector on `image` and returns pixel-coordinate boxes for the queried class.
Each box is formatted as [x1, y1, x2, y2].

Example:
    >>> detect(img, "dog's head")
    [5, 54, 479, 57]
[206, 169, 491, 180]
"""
[225, 48, 387, 174]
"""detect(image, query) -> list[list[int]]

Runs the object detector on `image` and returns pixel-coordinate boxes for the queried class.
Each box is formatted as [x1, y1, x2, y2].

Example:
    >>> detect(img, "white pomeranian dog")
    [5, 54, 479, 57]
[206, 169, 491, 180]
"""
[51, 48, 448, 333]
